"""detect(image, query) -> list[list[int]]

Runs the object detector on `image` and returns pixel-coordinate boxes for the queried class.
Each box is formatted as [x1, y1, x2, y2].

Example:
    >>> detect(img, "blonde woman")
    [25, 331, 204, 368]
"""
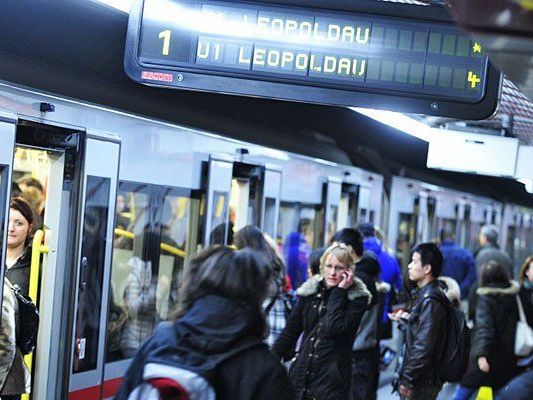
[273, 243, 371, 400]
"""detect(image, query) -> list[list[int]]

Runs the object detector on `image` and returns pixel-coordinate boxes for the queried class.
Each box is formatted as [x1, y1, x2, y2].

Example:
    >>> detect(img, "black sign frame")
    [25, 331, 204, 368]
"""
[124, 0, 502, 119]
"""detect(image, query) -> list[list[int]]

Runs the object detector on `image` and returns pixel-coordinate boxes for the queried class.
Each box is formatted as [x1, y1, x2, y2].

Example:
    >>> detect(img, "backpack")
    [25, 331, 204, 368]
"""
[429, 293, 470, 383]
[127, 362, 216, 400]
[10, 283, 40, 355]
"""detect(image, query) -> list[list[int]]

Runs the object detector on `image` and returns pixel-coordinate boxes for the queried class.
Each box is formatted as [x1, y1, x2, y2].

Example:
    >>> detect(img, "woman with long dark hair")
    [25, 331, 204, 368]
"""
[273, 242, 370, 400]
[518, 256, 533, 327]
[116, 246, 293, 400]
[454, 260, 520, 400]
[234, 225, 291, 347]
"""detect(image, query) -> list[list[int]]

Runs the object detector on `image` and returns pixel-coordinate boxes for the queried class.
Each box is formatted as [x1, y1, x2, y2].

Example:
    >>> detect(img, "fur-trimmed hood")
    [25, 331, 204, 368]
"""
[477, 280, 520, 296]
[296, 275, 372, 304]
[376, 281, 391, 293]
[438, 276, 461, 305]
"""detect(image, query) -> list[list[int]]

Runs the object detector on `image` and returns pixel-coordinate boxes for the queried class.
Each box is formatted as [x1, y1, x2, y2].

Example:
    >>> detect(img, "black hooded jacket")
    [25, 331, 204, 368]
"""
[399, 280, 447, 389]
[115, 295, 293, 400]
[461, 281, 520, 390]
[272, 276, 371, 400]
[5, 247, 31, 296]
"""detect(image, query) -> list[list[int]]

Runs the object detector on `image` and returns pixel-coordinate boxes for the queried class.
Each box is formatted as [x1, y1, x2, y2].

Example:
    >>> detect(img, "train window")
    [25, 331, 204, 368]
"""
[73, 176, 110, 373]
[263, 197, 277, 239]
[396, 212, 416, 268]
[369, 210, 376, 224]
[107, 184, 150, 362]
[326, 205, 338, 245]
[209, 191, 229, 245]
[158, 190, 200, 318]
[299, 206, 317, 248]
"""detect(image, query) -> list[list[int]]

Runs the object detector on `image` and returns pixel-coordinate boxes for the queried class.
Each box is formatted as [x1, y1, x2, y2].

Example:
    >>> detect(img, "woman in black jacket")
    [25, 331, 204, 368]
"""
[5, 197, 34, 296]
[273, 243, 371, 400]
[115, 246, 293, 400]
[518, 256, 533, 327]
[454, 260, 520, 400]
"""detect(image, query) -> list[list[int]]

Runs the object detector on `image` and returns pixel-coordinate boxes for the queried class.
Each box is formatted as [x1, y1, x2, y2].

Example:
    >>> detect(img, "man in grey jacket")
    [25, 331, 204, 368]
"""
[475, 225, 514, 278]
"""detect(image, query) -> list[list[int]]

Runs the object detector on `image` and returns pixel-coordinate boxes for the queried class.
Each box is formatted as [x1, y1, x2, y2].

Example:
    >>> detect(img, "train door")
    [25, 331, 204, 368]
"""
[357, 185, 371, 223]
[68, 133, 120, 399]
[0, 120, 97, 400]
[204, 155, 266, 246]
[229, 162, 263, 238]
[337, 183, 358, 230]
[203, 154, 233, 245]
[322, 177, 342, 245]
[0, 115, 16, 299]
[261, 166, 282, 240]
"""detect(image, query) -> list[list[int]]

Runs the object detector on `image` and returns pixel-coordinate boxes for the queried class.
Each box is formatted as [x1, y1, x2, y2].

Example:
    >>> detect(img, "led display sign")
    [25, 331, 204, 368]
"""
[124, 0, 501, 119]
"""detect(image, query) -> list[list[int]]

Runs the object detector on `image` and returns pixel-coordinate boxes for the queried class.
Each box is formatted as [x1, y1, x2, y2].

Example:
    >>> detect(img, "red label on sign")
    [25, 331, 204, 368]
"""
[141, 70, 173, 82]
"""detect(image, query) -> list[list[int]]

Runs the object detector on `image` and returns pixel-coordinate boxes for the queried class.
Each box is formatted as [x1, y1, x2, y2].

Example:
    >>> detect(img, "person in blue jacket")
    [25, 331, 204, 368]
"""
[439, 228, 477, 299]
[359, 223, 402, 339]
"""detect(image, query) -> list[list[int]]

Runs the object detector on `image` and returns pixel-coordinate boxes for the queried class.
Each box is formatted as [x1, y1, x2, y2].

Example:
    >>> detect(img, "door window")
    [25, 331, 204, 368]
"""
[73, 176, 110, 373]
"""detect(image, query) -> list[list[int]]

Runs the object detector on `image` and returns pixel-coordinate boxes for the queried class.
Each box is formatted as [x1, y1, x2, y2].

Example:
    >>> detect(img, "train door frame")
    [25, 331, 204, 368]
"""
[67, 131, 120, 400]
[0, 113, 16, 302]
[322, 177, 342, 246]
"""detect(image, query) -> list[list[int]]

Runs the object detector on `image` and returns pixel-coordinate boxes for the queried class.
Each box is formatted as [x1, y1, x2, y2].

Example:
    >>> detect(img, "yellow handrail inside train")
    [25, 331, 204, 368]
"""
[22, 230, 49, 400]
[114, 228, 186, 258]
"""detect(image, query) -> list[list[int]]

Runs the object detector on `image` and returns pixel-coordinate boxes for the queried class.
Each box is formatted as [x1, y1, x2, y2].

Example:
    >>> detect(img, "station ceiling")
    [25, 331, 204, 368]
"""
[0, 0, 532, 206]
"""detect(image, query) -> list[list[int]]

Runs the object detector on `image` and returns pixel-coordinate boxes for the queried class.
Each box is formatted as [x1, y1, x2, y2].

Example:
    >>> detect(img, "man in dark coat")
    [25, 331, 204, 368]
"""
[439, 228, 476, 299]
[397, 243, 447, 400]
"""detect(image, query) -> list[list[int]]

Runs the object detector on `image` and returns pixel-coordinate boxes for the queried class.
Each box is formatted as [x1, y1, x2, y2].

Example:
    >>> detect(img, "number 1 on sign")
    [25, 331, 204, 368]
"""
[159, 30, 171, 56]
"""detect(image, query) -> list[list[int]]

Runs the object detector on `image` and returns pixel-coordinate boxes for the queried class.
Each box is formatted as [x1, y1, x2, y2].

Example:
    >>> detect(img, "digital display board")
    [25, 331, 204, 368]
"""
[125, 0, 501, 119]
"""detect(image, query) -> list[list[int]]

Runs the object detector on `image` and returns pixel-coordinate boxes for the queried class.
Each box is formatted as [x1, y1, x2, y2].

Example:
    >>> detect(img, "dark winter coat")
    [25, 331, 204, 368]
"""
[495, 369, 533, 400]
[399, 280, 448, 390]
[272, 276, 371, 400]
[115, 295, 293, 400]
[461, 281, 520, 390]
[363, 237, 402, 324]
[440, 240, 476, 299]
[5, 247, 31, 296]
[519, 283, 533, 327]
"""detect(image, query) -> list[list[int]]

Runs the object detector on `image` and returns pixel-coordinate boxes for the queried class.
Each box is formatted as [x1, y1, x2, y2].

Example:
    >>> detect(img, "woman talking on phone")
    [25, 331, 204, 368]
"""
[273, 242, 371, 400]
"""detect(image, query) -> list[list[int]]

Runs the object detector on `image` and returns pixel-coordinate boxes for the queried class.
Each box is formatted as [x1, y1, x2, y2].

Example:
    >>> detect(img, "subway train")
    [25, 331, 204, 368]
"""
[0, 1, 532, 400]
[1, 74, 532, 400]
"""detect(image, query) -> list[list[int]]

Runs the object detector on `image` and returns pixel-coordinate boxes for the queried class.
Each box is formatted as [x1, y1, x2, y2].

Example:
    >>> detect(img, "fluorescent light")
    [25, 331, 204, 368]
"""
[350, 107, 435, 142]
[94, 0, 132, 13]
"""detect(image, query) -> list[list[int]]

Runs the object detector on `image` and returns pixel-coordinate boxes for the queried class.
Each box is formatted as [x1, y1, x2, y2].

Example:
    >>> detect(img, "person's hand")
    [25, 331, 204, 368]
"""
[478, 356, 490, 373]
[338, 269, 354, 289]
[399, 384, 412, 398]
[388, 310, 411, 322]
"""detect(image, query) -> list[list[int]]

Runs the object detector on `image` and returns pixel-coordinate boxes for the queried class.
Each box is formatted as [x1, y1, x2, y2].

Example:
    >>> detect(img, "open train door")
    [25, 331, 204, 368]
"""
[0, 113, 16, 301]
[322, 177, 342, 245]
[68, 132, 120, 400]
[261, 165, 282, 240]
[203, 154, 233, 246]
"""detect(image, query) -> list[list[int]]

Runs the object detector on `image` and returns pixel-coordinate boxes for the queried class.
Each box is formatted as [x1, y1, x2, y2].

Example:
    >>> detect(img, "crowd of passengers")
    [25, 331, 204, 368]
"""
[113, 222, 533, 400]
[1, 192, 532, 400]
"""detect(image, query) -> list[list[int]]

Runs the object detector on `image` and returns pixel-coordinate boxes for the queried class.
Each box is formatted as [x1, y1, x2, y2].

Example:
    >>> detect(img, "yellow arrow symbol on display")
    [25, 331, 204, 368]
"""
[472, 42, 483, 53]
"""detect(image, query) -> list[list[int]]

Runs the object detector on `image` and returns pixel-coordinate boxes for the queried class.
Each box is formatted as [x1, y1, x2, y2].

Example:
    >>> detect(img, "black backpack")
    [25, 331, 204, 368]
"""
[430, 293, 470, 383]
[11, 284, 39, 355]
